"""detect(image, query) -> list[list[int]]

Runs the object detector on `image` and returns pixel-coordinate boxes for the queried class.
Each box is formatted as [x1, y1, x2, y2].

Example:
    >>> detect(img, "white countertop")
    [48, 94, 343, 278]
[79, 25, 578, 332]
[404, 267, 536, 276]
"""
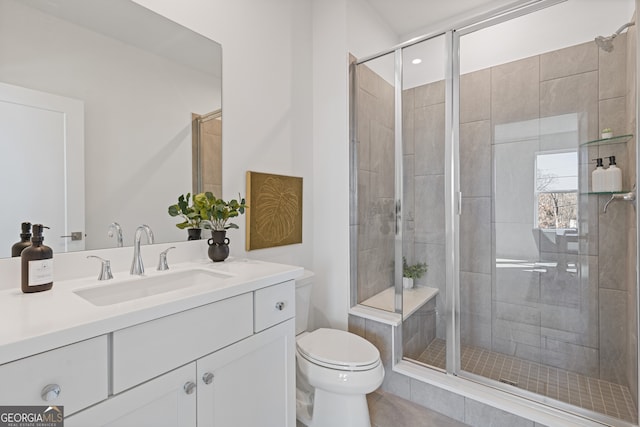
[0, 257, 303, 365]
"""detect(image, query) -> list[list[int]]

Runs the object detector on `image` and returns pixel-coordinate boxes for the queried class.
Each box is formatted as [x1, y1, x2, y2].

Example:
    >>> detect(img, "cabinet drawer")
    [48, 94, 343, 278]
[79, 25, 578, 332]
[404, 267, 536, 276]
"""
[112, 293, 253, 393]
[0, 336, 108, 415]
[254, 280, 295, 332]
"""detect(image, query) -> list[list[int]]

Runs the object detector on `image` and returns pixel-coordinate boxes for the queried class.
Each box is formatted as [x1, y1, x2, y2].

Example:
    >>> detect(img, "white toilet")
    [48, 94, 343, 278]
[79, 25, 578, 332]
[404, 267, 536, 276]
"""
[295, 270, 384, 427]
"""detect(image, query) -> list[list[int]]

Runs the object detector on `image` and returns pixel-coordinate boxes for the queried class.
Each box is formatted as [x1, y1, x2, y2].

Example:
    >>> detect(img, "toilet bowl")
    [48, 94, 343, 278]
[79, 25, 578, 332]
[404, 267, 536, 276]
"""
[295, 272, 384, 427]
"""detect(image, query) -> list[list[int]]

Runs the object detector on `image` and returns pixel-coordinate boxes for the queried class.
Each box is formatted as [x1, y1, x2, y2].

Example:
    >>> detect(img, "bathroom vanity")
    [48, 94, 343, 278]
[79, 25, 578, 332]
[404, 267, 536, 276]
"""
[0, 257, 301, 426]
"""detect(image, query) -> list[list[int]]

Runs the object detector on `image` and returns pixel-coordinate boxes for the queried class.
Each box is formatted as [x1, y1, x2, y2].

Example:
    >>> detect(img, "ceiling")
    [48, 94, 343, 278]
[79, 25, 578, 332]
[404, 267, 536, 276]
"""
[362, 0, 526, 37]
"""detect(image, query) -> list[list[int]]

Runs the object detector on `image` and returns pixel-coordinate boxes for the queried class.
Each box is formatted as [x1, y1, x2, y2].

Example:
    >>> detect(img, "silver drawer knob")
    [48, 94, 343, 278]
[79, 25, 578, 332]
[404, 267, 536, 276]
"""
[275, 301, 285, 311]
[184, 381, 196, 395]
[41, 384, 61, 401]
[202, 372, 214, 385]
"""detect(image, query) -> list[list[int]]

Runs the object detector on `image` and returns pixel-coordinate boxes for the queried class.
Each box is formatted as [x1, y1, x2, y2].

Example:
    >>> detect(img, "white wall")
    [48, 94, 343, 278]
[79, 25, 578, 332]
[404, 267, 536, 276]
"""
[306, 0, 400, 330]
[131, 0, 314, 269]
[347, 0, 399, 58]
[347, 0, 399, 86]
[310, 0, 350, 330]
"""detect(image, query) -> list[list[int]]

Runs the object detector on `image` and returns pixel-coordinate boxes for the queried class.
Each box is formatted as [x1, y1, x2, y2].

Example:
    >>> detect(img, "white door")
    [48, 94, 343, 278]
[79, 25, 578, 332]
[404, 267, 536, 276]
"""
[65, 363, 196, 427]
[0, 82, 84, 256]
[197, 320, 296, 427]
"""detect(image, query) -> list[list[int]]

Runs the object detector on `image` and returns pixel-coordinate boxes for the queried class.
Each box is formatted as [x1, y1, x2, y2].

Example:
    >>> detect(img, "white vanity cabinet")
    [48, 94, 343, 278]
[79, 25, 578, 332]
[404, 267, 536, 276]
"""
[65, 279, 296, 427]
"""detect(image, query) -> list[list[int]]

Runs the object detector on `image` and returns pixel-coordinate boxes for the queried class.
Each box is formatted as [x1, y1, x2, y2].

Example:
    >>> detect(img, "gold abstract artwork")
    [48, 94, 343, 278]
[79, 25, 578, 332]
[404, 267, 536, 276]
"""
[246, 171, 303, 250]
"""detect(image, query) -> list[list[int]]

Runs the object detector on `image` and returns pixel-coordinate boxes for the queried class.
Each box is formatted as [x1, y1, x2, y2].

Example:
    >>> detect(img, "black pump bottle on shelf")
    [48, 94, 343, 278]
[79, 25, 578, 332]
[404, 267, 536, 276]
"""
[21, 224, 54, 293]
[11, 222, 32, 257]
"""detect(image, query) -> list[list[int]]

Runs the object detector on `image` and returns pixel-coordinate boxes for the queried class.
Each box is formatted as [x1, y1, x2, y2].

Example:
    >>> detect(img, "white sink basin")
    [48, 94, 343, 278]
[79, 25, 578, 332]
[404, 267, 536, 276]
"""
[74, 269, 231, 306]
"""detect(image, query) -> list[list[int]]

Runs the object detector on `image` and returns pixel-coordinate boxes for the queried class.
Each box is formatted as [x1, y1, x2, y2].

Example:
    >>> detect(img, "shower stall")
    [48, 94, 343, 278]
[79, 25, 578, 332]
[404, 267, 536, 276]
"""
[350, 0, 639, 424]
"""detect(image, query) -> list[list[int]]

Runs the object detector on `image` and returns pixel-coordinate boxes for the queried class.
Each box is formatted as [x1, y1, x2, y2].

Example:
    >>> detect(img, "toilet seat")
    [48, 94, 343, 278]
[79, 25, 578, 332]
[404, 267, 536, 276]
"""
[296, 328, 380, 371]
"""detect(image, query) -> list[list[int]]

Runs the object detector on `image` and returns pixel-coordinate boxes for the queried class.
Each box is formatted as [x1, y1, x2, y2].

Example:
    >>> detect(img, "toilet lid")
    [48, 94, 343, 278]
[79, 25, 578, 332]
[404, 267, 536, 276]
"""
[296, 328, 380, 371]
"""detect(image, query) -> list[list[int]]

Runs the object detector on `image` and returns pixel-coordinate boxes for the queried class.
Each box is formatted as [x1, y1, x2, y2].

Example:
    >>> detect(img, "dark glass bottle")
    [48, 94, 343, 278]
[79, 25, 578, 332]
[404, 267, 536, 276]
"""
[11, 222, 32, 257]
[21, 224, 53, 293]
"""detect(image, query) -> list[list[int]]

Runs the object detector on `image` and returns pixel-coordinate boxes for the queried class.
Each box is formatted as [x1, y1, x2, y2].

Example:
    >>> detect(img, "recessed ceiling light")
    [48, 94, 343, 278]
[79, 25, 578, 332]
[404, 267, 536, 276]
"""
[411, 58, 422, 65]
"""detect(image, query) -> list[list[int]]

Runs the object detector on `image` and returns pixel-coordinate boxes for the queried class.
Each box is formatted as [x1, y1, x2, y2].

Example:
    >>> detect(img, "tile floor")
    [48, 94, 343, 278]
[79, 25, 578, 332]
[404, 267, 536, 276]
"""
[296, 390, 468, 427]
[417, 338, 638, 424]
[367, 390, 469, 427]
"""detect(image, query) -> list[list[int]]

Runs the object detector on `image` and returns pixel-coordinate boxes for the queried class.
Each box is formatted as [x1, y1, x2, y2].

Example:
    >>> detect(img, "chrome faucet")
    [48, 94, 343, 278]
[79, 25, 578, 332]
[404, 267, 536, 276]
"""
[130, 224, 154, 275]
[108, 222, 124, 247]
[87, 255, 114, 281]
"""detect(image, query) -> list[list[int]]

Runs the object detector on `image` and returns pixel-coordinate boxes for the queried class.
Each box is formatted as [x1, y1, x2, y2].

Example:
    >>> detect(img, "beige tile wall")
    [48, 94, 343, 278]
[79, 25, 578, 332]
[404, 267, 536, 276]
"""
[355, 61, 396, 302]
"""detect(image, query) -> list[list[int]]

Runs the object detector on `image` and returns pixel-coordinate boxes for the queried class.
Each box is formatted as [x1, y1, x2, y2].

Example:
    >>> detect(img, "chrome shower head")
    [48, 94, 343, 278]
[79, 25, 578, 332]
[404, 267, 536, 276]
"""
[595, 21, 635, 52]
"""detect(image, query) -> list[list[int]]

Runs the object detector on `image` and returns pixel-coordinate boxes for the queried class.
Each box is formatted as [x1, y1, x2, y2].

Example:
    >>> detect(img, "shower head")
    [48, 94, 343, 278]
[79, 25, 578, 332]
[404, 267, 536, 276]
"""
[595, 21, 635, 52]
[595, 35, 615, 52]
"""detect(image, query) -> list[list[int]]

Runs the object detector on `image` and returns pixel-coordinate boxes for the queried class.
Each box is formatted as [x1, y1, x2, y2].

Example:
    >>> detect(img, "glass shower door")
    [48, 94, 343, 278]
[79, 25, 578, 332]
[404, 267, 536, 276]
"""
[399, 35, 449, 368]
[352, 52, 399, 314]
[457, 0, 638, 423]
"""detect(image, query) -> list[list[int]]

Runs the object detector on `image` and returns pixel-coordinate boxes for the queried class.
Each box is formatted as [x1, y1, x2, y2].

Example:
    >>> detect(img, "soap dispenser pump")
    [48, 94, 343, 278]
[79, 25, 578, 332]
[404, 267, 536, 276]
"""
[606, 155, 622, 192]
[592, 158, 606, 193]
[20, 224, 53, 293]
[11, 222, 32, 257]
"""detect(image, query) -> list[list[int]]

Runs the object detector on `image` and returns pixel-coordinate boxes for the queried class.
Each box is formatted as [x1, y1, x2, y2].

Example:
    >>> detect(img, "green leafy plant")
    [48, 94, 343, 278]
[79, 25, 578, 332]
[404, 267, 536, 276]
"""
[168, 193, 205, 229]
[602, 128, 612, 134]
[403, 256, 428, 279]
[195, 192, 247, 231]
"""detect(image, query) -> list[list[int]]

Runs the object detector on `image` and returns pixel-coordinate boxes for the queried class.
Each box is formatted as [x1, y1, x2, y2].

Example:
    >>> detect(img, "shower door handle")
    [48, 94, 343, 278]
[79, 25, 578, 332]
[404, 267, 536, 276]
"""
[395, 199, 401, 234]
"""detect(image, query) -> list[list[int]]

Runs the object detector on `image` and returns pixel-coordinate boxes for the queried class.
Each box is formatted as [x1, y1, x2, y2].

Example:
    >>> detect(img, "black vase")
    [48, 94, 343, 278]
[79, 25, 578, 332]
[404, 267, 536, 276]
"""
[207, 230, 230, 262]
[187, 228, 202, 240]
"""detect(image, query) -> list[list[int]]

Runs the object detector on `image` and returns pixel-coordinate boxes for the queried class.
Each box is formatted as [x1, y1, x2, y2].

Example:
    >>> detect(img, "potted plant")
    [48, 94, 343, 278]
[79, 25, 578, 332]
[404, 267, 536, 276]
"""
[601, 128, 613, 139]
[195, 192, 247, 262]
[168, 193, 205, 240]
[196, 192, 247, 231]
[402, 256, 428, 289]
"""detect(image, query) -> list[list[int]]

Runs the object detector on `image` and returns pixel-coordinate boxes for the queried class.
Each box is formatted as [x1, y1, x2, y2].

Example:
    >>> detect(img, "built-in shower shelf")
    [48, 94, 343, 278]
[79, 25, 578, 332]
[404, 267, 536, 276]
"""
[360, 286, 438, 320]
[580, 134, 633, 147]
[582, 190, 632, 195]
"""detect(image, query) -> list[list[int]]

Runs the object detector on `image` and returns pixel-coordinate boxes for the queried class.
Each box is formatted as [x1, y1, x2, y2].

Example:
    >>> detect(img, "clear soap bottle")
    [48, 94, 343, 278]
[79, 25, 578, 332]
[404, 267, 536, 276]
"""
[605, 155, 622, 192]
[592, 158, 606, 192]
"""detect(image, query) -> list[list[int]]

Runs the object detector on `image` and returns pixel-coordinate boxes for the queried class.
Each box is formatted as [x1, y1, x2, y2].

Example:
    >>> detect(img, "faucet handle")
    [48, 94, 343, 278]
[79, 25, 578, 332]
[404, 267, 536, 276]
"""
[157, 246, 176, 271]
[87, 255, 114, 280]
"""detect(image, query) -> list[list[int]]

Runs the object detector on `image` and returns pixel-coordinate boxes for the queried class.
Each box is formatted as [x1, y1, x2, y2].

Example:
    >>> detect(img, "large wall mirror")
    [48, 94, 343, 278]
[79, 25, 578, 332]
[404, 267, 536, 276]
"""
[0, 0, 222, 257]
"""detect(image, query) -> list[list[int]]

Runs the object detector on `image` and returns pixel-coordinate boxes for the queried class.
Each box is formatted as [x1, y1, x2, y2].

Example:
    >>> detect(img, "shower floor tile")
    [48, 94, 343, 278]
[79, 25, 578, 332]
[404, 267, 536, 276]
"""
[416, 339, 638, 424]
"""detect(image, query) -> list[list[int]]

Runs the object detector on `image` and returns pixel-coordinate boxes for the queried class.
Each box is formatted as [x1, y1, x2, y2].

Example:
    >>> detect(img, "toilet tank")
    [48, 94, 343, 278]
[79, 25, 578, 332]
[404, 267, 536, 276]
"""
[295, 270, 314, 335]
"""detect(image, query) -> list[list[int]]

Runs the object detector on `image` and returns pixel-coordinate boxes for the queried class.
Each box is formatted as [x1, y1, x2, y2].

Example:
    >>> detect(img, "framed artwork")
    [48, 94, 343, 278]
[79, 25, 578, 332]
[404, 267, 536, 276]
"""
[246, 171, 303, 250]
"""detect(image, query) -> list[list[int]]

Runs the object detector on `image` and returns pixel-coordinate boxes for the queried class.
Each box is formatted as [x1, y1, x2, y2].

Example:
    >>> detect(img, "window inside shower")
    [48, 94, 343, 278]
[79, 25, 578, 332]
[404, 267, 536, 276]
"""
[351, 0, 638, 424]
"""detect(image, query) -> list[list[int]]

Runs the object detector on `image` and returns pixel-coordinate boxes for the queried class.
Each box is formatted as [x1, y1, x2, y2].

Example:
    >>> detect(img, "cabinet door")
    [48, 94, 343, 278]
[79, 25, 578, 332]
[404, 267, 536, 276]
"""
[197, 320, 295, 427]
[66, 363, 196, 427]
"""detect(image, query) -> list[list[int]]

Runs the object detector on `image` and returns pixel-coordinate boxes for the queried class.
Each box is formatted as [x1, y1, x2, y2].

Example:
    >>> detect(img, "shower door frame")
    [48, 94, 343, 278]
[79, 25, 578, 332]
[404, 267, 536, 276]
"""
[351, 0, 640, 424]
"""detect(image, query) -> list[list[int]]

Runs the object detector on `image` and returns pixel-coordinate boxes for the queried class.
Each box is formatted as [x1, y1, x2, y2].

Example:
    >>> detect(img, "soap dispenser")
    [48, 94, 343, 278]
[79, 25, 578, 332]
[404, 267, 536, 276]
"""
[20, 224, 53, 293]
[605, 155, 622, 192]
[11, 222, 32, 257]
[592, 158, 606, 193]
